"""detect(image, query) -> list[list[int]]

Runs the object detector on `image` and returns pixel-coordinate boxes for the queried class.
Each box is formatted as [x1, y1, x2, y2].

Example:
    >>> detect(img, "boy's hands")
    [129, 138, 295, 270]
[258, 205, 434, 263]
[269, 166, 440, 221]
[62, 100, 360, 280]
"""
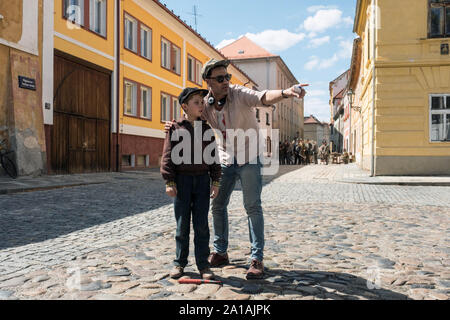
[210, 185, 219, 199]
[166, 185, 177, 197]
[164, 119, 176, 132]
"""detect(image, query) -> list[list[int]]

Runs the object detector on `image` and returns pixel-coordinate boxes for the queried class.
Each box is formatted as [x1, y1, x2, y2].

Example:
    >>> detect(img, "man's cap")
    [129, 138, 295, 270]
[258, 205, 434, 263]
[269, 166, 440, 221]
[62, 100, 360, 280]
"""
[201, 58, 230, 80]
[178, 87, 209, 105]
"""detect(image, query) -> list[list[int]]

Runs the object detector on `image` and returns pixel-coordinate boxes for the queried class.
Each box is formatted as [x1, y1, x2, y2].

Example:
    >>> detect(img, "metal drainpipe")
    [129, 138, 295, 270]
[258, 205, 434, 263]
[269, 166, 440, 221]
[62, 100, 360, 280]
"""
[116, 0, 121, 172]
[370, 0, 377, 177]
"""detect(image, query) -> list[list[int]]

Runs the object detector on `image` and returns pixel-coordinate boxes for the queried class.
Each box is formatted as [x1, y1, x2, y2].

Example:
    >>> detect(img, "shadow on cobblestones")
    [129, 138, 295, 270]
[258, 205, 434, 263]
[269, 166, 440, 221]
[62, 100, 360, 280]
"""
[213, 267, 411, 300]
[0, 179, 171, 250]
[230, 165, 305, 190]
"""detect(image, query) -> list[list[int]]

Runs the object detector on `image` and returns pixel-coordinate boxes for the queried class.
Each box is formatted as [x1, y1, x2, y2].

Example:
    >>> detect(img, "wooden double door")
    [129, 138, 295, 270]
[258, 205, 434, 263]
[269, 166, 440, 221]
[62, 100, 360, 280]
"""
[52, 54, 111, 174]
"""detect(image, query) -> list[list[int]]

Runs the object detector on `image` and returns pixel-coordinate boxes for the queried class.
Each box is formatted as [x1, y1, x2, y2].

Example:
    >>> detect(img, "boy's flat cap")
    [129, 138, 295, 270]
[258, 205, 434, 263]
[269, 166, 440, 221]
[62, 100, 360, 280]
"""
[178, 87, 209, 105]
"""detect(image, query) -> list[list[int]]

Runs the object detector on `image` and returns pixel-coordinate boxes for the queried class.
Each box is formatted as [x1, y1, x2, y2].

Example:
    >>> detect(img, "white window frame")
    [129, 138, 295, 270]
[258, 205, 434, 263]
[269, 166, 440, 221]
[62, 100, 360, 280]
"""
[187, 56, 194, 82]
[187, 55, 203, 85]
[173, 98, 181, 120]
[89, 0, 106, 36]
[140, 86, 152, 119]
[124, 80, 137, 116]
[124, 14, 137, 53]
[195, 60, 202, 85]
[172, 45, 181, 74]
[161, 93, 171, 121]
[140, 25, 152, 60]
[429, 94, 450, 142]
[161, 38, 171, 70]
[161, 37, 181, 75]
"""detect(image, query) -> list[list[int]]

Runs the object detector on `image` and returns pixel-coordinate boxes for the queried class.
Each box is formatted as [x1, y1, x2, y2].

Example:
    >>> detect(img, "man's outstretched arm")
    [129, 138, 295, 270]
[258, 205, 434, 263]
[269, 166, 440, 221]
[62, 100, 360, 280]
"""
[262, 84, 308, 105]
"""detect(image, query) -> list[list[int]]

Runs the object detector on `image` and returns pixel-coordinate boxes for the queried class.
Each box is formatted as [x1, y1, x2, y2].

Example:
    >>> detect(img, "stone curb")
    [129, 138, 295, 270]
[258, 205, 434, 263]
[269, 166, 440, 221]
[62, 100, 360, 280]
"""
[0, 182, 108, 195]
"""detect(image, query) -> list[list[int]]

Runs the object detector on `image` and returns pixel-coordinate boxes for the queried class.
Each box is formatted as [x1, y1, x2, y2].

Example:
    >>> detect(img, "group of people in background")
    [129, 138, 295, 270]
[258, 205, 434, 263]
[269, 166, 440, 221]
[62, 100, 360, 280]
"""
[279, 139, 317, 165]
[279, 139, 331, 165]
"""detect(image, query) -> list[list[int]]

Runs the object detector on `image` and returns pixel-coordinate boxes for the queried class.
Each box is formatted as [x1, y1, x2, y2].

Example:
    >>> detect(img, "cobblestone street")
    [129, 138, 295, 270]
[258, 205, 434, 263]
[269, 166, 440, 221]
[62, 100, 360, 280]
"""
[0, 164, 449, 300]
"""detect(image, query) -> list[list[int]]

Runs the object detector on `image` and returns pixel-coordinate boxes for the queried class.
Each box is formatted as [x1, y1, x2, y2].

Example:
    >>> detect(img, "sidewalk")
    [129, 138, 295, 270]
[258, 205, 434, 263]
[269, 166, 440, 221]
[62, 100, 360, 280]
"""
[0, 169, 162, 195]
[334, 163, 450, 186]
[268, 163, 450, 186]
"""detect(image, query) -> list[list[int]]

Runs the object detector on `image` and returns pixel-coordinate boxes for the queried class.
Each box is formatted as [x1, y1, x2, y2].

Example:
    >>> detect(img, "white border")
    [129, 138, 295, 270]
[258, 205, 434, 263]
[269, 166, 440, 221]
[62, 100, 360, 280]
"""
[42, 0, 54, 125]
[121, 124, 165, 139]
[54, 31, 115, 61]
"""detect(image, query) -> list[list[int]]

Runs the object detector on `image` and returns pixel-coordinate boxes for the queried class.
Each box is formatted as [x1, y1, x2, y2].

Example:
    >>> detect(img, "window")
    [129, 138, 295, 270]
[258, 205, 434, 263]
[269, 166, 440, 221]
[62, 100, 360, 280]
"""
[136, 155, 149, 167]
[64, 0, 85, 25]
[124, 80, 152, 119]
[161, 37, 181, 75]
[266, 112, 270, 125]
[196, 60, 202, 84]
[187, 55, 203, 85]
[172, 45, 181, 74]
[429, 0, 450, 38]
[161, 93, 180, 121]
[161, 93, 171, 121]
[430, 95, 450, 141]
[124, 12, 152, 60]
[124, 81, 137, 116]
[173, 99, 182, 119]
[187, 56, 194, 82]
[256, 108, 260, 122]
[141, 25, 152, 60]
[161, 38, 171, 69]
[63, 0, 107, 37]
[122, 155, 132, 167]
[124, 15, 137, 52]
[89, 0, 106, 36]
[141, 86, 152, 119]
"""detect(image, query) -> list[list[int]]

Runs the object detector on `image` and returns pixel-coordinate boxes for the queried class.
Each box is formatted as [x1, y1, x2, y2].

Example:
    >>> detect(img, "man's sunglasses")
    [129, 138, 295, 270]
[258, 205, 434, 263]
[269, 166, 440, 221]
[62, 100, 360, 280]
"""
[207, 74, 232, 83]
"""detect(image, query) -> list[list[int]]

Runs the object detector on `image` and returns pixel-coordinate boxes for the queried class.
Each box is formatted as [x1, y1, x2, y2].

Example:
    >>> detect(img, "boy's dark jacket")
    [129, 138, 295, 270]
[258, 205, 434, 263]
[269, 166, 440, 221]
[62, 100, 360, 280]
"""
[160, 117, 221, 184]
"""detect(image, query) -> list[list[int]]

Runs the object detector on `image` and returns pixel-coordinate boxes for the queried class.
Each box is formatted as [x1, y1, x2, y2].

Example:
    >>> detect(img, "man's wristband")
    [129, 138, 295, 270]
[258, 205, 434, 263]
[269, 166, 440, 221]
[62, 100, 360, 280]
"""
[166, 181, 176, 187]
[281, 89, 289, 99]
[212, 181, 220, 187]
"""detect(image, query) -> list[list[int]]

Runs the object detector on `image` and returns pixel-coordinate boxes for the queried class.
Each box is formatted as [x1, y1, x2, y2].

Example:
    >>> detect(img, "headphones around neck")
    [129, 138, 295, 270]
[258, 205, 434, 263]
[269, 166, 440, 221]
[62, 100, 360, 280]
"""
[208, 95, 227, 106]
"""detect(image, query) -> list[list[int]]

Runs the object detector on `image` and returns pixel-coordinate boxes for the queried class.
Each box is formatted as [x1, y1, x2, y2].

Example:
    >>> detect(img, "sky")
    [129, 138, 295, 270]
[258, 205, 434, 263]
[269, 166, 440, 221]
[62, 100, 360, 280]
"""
[160, 0, 358, 122]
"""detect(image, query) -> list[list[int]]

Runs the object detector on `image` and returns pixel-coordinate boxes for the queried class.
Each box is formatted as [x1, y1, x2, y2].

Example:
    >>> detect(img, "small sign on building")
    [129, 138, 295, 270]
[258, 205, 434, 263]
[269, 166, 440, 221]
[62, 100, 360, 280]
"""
[18, 76, 36, 91]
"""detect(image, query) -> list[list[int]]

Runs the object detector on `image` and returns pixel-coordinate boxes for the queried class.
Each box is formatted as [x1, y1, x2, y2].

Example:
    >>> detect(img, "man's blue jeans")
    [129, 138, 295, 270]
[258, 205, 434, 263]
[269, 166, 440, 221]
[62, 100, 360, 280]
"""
[211, 159, 264, 261]
[173, 173, 211, 270]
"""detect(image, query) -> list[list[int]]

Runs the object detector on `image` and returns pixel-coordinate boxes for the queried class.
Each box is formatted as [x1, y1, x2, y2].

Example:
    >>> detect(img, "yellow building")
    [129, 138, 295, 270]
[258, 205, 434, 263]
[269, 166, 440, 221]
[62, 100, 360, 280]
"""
[351, 0, 450, 175]
[47, 0, 256, 174]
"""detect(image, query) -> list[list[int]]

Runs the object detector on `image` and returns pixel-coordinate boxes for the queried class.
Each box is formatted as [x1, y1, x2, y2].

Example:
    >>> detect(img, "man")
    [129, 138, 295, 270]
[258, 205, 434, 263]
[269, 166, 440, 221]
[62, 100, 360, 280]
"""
[313, 141, 319, 165]
[294, 140, 302, 165]
[304, 139, 311, 165]
[319, 139, 330, 165]
[165, 58, 306, 279]
[279, 142, 286, 165]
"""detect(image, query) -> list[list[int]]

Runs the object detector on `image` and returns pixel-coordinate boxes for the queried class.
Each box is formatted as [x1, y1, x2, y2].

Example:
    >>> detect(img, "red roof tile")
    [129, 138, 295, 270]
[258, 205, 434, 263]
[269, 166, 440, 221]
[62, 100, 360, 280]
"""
[219, 36, 276, 59]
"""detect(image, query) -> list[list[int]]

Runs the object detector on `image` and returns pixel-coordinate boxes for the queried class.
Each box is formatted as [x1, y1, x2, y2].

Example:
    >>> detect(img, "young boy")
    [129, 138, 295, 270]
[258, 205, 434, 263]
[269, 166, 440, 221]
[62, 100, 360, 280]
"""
[160, 87, 221, 280]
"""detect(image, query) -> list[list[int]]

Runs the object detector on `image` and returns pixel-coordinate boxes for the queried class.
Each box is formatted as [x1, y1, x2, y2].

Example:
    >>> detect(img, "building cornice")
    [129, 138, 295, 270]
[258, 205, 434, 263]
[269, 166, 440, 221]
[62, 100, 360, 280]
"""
[348, 38, 362, 91]
[353, 0, 369, 36]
